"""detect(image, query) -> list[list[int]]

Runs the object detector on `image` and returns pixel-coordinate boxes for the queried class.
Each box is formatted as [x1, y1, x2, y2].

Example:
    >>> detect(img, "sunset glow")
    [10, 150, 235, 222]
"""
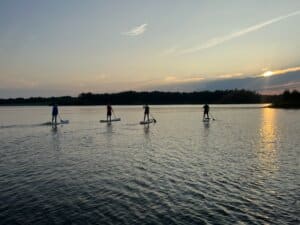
[0, 1, 299, 97]
[262, 71, 274, 77]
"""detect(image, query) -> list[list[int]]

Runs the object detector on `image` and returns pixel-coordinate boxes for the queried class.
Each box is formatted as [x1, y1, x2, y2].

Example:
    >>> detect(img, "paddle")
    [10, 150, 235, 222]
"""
[209, 113, 216, 121]
[58, 114, 63, 122]
[112, 110, 117, 119]
[150, 113, 157, 123]
[58, 114, 69, 123]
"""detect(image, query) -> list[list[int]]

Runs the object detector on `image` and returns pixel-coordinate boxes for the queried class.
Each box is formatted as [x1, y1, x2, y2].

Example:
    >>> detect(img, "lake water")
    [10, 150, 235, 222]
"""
[0, 105, 299, 225]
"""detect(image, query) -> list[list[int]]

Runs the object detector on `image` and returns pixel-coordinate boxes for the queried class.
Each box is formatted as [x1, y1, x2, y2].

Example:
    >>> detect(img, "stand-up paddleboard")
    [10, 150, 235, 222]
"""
[43, 120, 69, 126]
[140, 119, 156, 125]
[100, 118, 121, 123]
[60, 120, 69, 124]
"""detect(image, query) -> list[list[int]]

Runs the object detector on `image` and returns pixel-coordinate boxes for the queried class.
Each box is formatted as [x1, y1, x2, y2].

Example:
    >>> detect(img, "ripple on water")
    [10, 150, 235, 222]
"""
[0, 106, 299, 224]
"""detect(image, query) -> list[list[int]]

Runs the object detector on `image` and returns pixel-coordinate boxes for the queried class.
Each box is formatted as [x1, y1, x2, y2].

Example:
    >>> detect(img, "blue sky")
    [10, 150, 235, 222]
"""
[0, 0, 300, 97]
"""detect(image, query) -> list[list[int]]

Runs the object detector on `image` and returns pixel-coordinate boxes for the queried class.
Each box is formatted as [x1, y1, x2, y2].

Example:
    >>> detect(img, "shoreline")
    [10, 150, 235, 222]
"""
[0, 103, 270, 107]
[268, 104, 300, 109]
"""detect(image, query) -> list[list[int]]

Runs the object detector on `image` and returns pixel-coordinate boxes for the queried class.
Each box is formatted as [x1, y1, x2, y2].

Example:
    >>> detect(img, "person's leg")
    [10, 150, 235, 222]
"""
[203, 112, 207, 120]
[147, 113, 150, 121]
[54, 115, 57, 126]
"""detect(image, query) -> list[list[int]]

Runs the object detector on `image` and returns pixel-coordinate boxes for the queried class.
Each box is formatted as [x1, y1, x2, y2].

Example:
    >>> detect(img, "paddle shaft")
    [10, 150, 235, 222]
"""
[209, 113, 215, 120]
[112, 110, 117, 119]
[150, 113, 157, 122]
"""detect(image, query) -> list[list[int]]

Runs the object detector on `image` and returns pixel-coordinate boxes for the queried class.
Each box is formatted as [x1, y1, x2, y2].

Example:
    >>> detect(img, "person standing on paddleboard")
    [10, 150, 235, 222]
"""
[107, 104, 113, 122]
[143, 104, 150, 122]
[203, 104, 210, 120]
[52, 104, 59, 126]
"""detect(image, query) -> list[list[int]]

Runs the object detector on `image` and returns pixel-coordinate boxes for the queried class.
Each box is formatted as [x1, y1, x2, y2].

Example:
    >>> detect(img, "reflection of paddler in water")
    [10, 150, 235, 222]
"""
[204, 121, 210, 129]
[52, 103, 58, 127]
[203, 104, 210, 120]
[52, 125, 58, 132]
[144, 124, 150, 135]
[107, 104, 113, 122]
[143, 104, 150, 122]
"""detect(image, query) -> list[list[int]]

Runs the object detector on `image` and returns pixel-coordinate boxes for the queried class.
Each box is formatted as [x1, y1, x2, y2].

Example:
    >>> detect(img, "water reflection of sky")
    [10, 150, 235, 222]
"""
[258, 108, 279, 175]
[51, 127, 61, 152]
[1, 106, 299, 224]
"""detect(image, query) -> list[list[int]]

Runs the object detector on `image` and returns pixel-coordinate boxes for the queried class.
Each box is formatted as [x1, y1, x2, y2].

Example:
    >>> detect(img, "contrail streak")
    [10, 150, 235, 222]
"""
[180, 10, 300, 54]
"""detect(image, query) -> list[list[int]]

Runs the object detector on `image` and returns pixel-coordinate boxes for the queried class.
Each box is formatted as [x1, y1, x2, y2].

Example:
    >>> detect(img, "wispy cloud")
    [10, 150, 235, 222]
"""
[260, 81, 300, 94]
[123, 24, 148, 36]
[164, 76, 204, 83]
[161, 46, 178, 56]
[218, 72, 244, 79]
[180, 10, 300, 54]
[262, 66, 300, 76]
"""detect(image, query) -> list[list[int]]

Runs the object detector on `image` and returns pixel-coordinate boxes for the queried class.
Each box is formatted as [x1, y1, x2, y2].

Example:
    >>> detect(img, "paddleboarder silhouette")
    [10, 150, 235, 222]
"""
[107, 104, 113, 122]
[143, 104, 150, 122]
[203, 104, 210, 120]
[52, 103, 59, 127]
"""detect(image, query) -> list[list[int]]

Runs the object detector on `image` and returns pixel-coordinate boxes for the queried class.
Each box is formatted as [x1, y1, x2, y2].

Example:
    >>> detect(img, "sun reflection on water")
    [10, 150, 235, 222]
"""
[258, 108, 279, 174]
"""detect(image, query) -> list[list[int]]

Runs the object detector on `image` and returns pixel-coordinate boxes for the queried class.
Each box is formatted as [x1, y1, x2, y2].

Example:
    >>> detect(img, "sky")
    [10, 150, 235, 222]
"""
[0, 0, 300, 97]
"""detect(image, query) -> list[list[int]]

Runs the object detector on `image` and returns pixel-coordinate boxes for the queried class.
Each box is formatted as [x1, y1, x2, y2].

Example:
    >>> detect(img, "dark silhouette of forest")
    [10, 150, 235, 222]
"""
[0, 89, 298, 107]
[271, 90, 300, 108]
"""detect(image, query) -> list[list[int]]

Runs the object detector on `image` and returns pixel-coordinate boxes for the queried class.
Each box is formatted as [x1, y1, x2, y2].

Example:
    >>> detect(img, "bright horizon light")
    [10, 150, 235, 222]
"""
[262, 71, 274, 77]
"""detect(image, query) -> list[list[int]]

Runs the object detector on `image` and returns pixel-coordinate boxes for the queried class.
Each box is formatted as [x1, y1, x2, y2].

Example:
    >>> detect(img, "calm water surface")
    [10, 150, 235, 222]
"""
[0, 105, 299, 225]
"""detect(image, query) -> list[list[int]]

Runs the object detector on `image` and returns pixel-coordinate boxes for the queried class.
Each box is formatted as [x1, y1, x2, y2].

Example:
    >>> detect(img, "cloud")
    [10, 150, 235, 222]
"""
[218, 72, 244, 79]
[164, 76, 177, 82]
[260, 67, 300, 76]
[144, 65, 300, 94]
[164, 76, 204, 83]
[180, 10, 300, 54]
[123, 24, 148, 36]
[260, 81, 300, 93]
[161, 46, 178, 56]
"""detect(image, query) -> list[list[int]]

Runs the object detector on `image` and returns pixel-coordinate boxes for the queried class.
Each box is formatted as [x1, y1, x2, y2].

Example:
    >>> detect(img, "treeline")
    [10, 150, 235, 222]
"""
[0, 89, 272, 106]
[271, 90, 300, 108]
